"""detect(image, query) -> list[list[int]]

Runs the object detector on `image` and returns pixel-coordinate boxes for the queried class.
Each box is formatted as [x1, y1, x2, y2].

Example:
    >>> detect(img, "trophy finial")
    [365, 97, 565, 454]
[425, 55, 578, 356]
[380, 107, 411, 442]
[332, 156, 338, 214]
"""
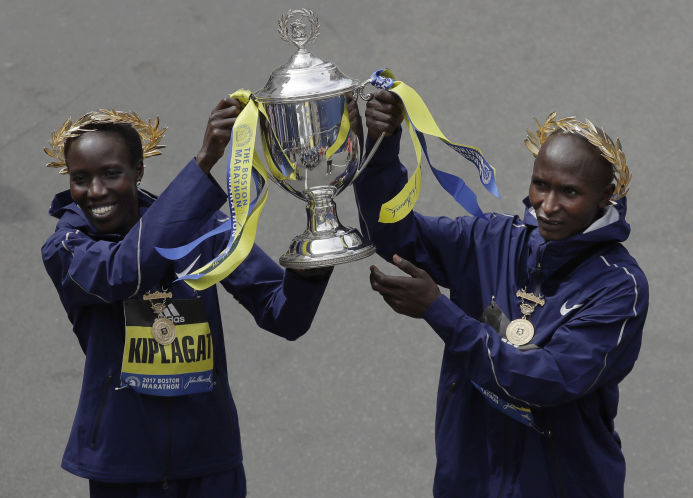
[278, 9, 320, 50]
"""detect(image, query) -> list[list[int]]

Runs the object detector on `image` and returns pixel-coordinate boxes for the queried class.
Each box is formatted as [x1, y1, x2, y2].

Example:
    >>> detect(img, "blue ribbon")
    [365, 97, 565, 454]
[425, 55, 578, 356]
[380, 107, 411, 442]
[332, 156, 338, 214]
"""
[369, 68, 500, 219]
[155, 128, 267, 282]
[471, 381, 540, 431]
[416, 130, 486, 219]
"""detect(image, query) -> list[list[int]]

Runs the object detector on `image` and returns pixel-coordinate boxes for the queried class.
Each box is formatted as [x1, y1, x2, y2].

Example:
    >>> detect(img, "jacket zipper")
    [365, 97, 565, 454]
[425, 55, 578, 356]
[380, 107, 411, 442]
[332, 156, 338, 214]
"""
[547, 429, 567, 498]
[90, 375, 112, 447]
[436, 381, 457, 429]
[533, 251, 544, 293]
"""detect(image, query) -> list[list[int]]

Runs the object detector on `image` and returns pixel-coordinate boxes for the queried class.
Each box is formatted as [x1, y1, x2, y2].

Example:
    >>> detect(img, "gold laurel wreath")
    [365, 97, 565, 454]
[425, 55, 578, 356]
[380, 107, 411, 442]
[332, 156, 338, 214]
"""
[524, 112, 631, 200]
[44, 109, 166, 174]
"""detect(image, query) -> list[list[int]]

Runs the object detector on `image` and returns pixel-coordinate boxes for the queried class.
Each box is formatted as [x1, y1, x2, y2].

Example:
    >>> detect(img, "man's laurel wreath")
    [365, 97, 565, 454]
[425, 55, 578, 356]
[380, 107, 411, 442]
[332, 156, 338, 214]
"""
[525, 112, 631, 200]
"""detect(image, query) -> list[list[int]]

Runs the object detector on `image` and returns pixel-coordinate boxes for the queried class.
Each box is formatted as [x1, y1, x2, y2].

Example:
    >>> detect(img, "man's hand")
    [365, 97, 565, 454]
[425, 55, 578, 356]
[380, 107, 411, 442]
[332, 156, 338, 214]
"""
[364, 89, 404, 140]
[369, 254, 441, 318]
[196, 96, 244, 175]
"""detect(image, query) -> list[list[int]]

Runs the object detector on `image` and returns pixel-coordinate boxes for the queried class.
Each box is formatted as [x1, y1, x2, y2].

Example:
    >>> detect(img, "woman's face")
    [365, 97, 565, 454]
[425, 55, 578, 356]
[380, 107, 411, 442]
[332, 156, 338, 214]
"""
[66, 130, 143, 235]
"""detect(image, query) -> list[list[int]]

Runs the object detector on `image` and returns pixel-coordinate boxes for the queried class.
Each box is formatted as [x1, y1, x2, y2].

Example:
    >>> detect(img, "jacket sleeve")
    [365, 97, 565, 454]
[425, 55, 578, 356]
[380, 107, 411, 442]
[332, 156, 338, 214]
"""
[41, 160, 227, 307]
[353, 127, 485, 290]
[220, 245, 331, 341]
[424, 264, 649, 407]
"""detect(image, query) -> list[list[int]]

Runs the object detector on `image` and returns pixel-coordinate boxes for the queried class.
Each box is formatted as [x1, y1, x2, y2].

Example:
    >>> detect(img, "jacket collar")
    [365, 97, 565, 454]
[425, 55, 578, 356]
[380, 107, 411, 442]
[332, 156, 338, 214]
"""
[519, 196, 631, 286]
[521, 196, 630, 243]
[48, 188, 158, 239]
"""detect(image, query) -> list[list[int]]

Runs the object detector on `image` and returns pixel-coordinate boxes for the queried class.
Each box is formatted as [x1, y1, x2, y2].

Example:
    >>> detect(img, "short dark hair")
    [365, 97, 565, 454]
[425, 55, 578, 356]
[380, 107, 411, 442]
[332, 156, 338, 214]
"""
[549, 130, 614, 186]
[64, 122, 143, 168]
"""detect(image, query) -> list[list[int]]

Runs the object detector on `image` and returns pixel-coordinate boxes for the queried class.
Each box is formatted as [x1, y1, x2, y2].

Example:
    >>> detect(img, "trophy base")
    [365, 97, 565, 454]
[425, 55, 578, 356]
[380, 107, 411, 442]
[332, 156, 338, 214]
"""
[278, 187, 376, 269]
[279, 227, 376, 269]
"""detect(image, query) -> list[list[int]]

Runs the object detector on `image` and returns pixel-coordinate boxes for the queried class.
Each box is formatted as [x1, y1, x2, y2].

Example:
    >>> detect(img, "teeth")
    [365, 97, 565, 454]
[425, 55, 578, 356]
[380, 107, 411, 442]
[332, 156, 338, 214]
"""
[91, 205, 114, 216]
[538, 216, 559, 225]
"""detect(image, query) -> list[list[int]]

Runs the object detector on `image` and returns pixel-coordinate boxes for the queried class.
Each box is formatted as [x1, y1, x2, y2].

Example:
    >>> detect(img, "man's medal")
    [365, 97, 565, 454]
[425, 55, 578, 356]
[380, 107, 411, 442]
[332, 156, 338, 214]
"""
[506, 289, 545, 346]
[143, 290, 176, 345]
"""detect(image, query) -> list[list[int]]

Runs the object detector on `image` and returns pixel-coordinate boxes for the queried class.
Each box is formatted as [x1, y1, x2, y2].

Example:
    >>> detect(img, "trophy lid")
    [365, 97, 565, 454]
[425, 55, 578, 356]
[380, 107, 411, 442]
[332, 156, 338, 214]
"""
[254, 9, 358, 103]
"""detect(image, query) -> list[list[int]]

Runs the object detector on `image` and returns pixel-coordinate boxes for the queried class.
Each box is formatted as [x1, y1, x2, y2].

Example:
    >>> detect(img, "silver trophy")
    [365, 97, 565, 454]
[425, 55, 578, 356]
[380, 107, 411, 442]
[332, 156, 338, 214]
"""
[254, 9, 383, 269]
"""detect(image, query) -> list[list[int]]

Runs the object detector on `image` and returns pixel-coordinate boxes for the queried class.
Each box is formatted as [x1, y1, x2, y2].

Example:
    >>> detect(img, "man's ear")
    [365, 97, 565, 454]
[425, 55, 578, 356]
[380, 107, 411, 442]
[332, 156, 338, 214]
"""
[599, 182, 616, 208]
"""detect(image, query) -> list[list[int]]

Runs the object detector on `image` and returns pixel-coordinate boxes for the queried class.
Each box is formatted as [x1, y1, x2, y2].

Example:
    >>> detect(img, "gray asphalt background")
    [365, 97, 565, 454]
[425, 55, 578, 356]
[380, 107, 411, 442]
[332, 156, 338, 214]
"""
[1, 0, 691, 496]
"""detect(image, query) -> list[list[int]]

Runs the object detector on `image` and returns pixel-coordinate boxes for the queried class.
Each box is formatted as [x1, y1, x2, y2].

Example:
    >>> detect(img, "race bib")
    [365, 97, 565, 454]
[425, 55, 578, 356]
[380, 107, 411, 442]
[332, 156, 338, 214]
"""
[120, 298, 214, 396]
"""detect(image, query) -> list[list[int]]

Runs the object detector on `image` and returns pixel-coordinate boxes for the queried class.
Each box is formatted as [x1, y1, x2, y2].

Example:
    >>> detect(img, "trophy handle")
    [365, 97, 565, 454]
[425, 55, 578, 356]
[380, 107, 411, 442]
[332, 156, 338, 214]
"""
[351, 79, 386, 183]
[352, 132, 385, 183]
[353, 78, 376, 102]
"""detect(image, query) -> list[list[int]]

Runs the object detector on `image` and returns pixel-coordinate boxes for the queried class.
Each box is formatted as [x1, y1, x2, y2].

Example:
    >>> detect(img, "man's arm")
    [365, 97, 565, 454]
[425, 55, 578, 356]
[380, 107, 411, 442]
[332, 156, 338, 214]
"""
[354, 91, 485, 291]
[372, 256, 649, 408]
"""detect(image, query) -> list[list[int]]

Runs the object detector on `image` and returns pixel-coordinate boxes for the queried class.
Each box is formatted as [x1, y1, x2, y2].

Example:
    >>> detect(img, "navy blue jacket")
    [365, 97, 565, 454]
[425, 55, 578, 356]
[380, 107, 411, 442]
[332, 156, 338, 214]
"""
[354, 130, 648, 497]
[42, 159, 330, 482]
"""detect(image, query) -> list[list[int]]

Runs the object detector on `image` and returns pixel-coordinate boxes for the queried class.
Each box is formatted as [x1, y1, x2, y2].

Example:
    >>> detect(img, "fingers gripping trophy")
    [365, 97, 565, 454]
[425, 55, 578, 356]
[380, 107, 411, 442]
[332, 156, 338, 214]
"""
[254, 9, 384, 269]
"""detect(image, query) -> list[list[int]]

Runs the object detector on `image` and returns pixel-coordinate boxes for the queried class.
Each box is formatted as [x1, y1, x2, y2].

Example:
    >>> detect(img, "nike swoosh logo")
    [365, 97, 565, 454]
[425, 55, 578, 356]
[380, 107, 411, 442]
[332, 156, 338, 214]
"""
[560, 301, 583, 316]
[176, 254, 201, 279]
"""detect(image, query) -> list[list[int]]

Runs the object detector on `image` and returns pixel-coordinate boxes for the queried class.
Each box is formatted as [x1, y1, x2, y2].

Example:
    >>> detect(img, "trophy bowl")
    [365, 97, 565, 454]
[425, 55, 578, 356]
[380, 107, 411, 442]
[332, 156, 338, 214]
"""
[253, 9, 382, 269]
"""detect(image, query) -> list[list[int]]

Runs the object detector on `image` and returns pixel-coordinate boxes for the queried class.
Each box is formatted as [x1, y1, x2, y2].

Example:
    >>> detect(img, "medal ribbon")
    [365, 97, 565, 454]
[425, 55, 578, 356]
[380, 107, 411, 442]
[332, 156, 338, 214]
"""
[369, 69, 500, 222]
[156, 90, 270, 290]
[157, 90, 353, 290]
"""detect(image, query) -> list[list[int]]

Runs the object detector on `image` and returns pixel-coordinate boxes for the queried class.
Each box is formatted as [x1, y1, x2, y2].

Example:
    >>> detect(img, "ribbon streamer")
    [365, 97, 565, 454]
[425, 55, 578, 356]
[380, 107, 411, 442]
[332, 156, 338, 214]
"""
[157, 90, 353, 290]
[156, 90, 270, 290]
[157, 69, 494, 288]
[370, 68, 500, 223]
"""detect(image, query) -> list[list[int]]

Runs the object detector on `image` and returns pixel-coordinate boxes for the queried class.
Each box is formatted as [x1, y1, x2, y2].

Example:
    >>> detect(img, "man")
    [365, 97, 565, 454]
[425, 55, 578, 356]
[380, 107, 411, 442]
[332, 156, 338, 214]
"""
[42, 97, 331, 497]
[354, 90, 648, 497]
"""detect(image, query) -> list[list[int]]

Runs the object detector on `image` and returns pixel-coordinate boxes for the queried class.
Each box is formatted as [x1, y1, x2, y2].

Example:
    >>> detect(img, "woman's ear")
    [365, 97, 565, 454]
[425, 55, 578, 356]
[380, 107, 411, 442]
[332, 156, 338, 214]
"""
[134, 159, 144, 184]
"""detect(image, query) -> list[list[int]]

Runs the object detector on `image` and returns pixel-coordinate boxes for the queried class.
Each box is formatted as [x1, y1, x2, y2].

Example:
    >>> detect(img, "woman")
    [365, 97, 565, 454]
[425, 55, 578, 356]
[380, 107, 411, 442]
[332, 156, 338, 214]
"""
[42, 97, 332, 497]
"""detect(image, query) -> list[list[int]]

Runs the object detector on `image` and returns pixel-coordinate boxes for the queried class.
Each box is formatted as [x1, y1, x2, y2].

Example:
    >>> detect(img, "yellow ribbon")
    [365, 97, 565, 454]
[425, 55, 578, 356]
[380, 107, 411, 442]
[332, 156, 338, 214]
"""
[179, 92, 354, 289]
[375, 69, 499, 223]
[325, 105, 351, 160]
[378, 117, 423, 222]
[183, 90, 269, 291]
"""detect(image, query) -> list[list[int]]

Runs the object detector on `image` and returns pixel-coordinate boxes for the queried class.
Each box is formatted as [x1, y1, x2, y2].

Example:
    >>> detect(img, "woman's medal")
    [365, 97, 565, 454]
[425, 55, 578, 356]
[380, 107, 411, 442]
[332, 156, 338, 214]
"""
[506, 289, 544, 346]
[143, 290, 176, 345]
[151, 317, 176, 345]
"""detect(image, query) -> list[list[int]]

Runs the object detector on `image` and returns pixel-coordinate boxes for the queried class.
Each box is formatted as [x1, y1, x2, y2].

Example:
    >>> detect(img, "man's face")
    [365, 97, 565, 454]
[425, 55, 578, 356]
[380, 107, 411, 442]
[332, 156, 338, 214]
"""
[529, 134, 614, 241]
[67, 130, 143, 235]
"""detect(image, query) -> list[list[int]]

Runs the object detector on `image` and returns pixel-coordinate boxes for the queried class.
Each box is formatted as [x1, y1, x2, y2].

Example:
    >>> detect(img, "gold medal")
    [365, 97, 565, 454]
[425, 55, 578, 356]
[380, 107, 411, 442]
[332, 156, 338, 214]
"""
[505, 288, 545, 347]
[144, 290, 176, 345]
[506, 318, 534, 346]
[152, 317, 176, 345]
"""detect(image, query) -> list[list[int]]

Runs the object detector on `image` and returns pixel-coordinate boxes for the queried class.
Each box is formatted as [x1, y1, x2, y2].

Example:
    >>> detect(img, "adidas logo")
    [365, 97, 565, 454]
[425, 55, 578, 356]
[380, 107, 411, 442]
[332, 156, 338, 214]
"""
[160, 303, 186, 324]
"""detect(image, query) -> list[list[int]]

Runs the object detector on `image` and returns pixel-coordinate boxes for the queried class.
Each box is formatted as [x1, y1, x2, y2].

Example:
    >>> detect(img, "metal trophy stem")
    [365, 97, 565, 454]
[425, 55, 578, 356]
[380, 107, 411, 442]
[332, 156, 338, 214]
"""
[280, 187, 374, 269]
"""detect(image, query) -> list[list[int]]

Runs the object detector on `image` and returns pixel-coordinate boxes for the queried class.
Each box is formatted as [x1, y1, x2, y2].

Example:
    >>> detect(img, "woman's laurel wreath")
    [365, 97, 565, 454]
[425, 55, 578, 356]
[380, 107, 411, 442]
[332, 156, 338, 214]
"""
[44, 109, 166, 174]
[525, 112, 631, 200]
